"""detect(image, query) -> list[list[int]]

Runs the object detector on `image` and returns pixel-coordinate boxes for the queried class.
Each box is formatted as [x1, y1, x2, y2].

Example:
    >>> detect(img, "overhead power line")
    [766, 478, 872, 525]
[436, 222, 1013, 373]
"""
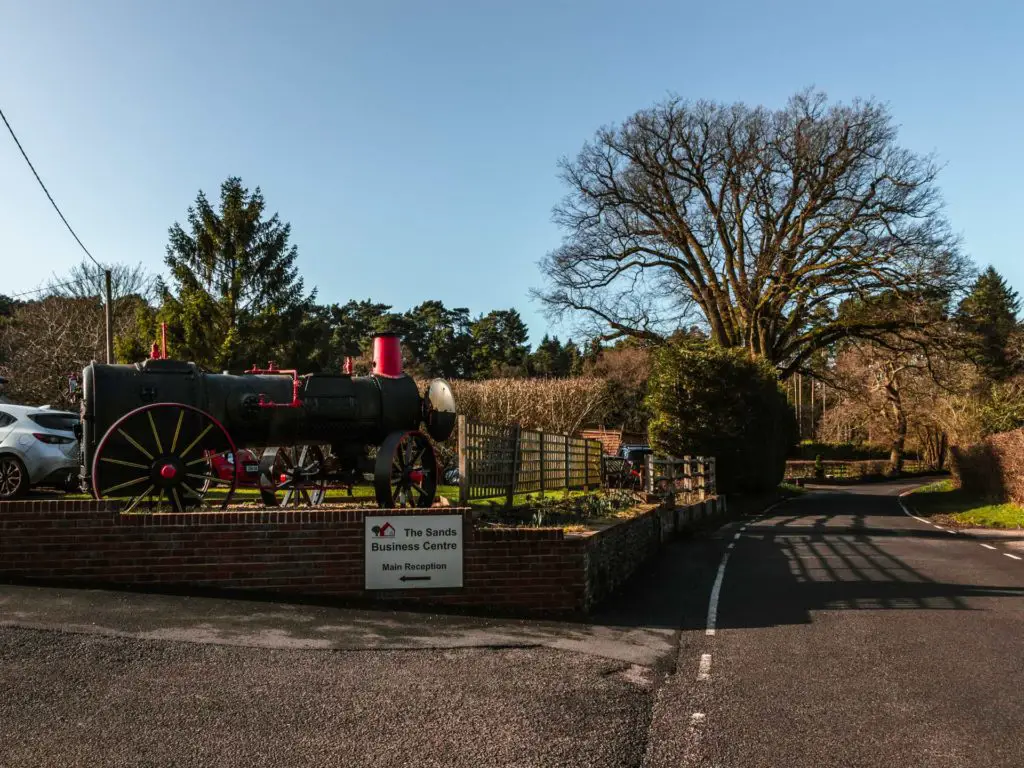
[0, 105, 102, 269]
[7, 275, 102, 300]
[1, 105, 115, 362]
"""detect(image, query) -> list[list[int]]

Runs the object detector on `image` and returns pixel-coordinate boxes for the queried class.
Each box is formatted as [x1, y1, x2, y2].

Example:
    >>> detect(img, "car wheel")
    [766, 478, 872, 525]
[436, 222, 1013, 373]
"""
[0, 455, 29, 500]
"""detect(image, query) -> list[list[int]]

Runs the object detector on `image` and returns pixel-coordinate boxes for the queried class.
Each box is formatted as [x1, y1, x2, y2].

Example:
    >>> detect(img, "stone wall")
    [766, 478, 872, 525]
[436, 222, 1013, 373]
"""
[581, 498, 722, 610]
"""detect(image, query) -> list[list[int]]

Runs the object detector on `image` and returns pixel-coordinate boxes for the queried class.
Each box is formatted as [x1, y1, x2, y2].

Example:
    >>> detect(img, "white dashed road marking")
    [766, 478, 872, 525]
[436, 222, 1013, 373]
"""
[706, 552, 730, 636]
[897, 495, 932, 525]
[697, 653, 712, 681]
[900, 488, 1021, 563]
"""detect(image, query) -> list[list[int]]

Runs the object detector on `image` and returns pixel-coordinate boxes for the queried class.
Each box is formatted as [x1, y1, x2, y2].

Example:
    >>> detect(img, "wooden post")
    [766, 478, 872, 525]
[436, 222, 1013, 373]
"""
[564, 434, 570, 491]
[645, 453, 654, 494]
[539, 431, 546, 497]
[104, 269, 114, 364]
[457, 415, 468, 505]
[506, 424, 522, 508]
[797, 373, 803, 439]
[584, 440, 590, 490]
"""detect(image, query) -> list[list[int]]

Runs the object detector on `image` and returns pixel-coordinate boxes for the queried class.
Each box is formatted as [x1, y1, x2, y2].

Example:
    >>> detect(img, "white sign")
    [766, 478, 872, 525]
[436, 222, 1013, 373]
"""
[365, 514, 463, 590]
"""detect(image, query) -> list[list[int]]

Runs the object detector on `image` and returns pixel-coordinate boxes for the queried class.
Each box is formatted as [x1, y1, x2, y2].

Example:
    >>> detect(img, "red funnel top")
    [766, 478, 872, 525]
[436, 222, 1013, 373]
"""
[372, 333, 403, 378]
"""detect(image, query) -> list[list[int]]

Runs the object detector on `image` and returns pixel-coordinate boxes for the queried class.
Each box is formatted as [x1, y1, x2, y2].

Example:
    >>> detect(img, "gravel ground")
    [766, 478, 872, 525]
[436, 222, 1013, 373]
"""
[0, 627, 654, 768]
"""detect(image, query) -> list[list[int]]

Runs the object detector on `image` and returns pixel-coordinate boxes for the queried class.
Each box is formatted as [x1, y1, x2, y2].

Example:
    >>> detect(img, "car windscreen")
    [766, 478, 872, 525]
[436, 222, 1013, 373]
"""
[28, 412, 80, 433]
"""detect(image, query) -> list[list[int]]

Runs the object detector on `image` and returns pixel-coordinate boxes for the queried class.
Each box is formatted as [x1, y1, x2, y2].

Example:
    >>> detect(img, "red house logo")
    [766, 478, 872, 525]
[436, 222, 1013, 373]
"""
[371, 522, 396, 538]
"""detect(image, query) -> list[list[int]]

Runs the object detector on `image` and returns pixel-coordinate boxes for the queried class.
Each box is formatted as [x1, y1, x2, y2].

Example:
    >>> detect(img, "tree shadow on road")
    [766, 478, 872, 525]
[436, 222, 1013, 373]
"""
[592, 490, 1024, 634]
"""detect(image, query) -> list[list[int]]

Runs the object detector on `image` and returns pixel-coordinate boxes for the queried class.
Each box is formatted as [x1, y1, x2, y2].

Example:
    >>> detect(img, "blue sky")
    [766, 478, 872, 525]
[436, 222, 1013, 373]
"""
[2, 0, 1022, 346]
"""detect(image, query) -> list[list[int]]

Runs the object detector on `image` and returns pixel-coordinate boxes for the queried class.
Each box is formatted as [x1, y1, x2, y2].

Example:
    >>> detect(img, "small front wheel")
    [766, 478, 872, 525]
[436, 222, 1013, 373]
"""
[374, 431, 437, 508]
[258, 445, 328, 507]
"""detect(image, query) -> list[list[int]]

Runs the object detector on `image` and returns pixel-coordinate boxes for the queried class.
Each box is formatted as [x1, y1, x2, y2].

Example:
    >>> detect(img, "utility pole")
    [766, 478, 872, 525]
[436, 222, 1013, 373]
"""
[104, 268, 114, 364]
[795, 373, 801, 439]
[810, 378, 815, 440]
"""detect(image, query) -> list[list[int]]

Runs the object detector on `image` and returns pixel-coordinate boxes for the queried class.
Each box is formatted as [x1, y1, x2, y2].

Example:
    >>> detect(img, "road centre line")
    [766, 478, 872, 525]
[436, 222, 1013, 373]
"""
[697, 653, 712, 680]
[706, 552, 731, 636]
[982, 544, 997, 550]
[704, 500, 785, 639]
[1005, 553, 1022, 560]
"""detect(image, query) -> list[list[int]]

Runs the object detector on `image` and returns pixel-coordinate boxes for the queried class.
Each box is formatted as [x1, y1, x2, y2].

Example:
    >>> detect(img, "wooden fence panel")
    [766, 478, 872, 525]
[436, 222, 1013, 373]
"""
[784, 458, 929, 481]
[456, 416, 606, 505]
[458, 419, 519, 503]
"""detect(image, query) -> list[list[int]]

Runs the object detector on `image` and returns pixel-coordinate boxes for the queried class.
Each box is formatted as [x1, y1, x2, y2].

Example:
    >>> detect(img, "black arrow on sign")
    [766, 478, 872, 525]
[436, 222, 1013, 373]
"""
[399, 575, 431, 582]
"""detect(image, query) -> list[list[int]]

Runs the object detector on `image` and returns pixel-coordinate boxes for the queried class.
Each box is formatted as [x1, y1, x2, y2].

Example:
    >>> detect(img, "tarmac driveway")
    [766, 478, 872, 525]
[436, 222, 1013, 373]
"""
[0, 627, 652, 768]
[0, 586, 665, 768]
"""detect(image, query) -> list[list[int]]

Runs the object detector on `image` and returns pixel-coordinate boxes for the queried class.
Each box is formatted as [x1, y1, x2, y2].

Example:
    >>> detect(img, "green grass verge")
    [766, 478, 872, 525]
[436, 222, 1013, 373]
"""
[451, 488, 600, 509]
[907, 479, 1024, 529]
[779, 482, 808, 496]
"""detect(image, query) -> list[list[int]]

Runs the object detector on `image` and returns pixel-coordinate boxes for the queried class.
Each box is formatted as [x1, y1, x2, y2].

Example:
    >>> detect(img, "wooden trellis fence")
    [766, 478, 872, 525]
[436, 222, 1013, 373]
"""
[784, 458, 927, 480]
[456, 415, 604, 506]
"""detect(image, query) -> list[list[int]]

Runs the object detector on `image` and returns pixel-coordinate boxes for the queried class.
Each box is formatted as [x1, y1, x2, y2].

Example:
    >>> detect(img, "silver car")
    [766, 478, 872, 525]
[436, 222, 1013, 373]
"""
[0, 405, 81, 499]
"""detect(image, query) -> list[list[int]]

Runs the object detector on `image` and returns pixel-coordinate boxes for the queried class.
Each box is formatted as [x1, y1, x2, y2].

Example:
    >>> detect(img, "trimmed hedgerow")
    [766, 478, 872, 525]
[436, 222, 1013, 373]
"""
[646, 339, 798, 494]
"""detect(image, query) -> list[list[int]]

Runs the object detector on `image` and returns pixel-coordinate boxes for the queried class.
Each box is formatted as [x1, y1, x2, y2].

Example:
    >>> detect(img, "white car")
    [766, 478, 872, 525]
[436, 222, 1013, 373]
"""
[0, 404, 81, 499]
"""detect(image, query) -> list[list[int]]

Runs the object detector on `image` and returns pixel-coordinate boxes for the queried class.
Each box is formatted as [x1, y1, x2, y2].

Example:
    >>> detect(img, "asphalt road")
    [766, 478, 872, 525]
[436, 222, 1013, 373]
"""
[644, 480, 1024, 767]
[0, 629, 654, 768]
[3, 479, 1024, 767]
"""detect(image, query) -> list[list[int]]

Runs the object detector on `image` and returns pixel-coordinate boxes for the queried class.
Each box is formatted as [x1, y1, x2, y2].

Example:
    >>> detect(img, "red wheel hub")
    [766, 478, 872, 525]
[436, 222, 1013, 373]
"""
[160, 464, 177, 480]
[408, 470, 424, 484]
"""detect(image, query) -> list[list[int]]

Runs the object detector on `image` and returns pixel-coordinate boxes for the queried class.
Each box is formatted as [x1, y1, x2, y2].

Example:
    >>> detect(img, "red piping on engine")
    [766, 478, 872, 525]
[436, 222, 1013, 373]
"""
[244, 361, 304, 408]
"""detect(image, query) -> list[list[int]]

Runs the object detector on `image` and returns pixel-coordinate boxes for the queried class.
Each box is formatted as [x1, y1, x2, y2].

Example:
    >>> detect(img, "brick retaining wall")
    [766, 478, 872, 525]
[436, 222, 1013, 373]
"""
[0, 497, 726, 617]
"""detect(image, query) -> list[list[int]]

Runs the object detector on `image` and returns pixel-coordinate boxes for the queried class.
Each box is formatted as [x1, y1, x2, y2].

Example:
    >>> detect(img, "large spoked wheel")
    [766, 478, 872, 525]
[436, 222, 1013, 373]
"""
[258, 445, 328, 507]
[91, 402, 238, 512]
[374, 430, 437, 509]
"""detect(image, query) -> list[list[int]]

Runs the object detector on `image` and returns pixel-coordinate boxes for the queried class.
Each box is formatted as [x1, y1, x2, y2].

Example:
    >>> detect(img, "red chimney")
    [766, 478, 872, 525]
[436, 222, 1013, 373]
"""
[372, 333, 403, 378]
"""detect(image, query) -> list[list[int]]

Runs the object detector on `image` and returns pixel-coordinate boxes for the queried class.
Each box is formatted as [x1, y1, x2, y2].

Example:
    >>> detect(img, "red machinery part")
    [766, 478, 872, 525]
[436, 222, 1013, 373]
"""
[244, 361, 303, 408]
[372, 333, 403, 378]
[150, 323, 169, 360]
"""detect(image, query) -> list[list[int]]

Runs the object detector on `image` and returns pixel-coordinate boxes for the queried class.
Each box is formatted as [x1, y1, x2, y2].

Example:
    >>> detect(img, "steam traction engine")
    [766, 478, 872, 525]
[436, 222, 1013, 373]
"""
[78, 333, 457, 511]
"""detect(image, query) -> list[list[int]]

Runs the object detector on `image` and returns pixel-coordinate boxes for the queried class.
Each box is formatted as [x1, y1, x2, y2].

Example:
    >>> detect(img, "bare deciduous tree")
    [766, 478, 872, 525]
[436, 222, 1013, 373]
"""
[0, 296, 140, 407]
[534, 88, 969, 377]
[46, 260, 159, 304]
